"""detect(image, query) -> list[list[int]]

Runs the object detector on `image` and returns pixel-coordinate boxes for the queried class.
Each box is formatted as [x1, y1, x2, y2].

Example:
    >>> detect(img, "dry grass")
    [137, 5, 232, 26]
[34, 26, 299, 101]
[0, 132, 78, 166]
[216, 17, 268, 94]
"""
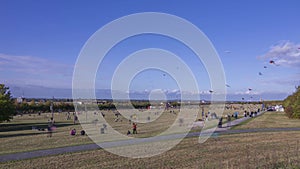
[1, 131, 300, 168]
[0, 113, 92, 155]
[233, 111, 300, 130]
[0, 104, 260, 155]
[2, 104, 300, 168]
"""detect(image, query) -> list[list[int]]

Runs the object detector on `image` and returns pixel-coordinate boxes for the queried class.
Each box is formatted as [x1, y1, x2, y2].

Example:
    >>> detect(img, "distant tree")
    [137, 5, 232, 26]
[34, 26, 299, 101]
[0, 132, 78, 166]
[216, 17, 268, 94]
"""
[0, 84, 16, 122]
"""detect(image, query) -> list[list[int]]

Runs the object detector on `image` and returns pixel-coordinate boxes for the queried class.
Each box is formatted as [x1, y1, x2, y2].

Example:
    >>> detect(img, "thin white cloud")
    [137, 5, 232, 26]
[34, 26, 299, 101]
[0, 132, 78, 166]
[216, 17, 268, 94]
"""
[0, 53, 73, 88]
[258, 41, 300, 68]
[0, 53, 73, 76]
[260, 74, 300, 86]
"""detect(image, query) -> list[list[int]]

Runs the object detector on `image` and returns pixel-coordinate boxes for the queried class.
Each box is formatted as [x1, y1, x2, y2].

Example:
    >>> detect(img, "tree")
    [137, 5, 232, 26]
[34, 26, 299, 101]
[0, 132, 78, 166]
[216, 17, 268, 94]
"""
[283, 86, 300, 118]
[0, 84, 16, 122]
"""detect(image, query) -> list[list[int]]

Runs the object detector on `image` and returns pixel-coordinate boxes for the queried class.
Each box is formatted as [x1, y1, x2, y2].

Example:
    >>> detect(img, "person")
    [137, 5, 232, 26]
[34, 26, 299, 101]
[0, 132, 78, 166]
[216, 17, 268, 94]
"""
[218, 117, 223, 128]
[205, 115, 209, 121]
[132, 123, 137, 134]
[179, 118, 184, 126]
[80, 130, 85, 136]
[70, 128, 76, 136]
[74, 114, 78, 124]
[127, 130, 131, 135]
[234, 112, 238, 119]
[47, 125, 52, 137]
[103, 124, 107, 130]
[47, 117, 55, 137]
[67, 112, 71, 120]
[227, 114, 231, 127]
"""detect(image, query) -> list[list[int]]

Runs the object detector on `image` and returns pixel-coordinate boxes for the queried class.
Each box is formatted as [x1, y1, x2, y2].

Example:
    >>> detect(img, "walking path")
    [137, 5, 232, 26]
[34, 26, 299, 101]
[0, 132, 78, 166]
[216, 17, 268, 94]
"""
[2, 111, 299, 163]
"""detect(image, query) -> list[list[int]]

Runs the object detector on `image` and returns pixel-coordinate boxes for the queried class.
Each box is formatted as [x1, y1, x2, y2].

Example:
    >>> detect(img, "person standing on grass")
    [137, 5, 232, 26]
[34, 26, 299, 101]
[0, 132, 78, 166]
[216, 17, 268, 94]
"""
[227, 114, 231, 127]
[47, 117, 55, 137]
[47, 121, 52, 137]
[132, 123, 137, 134]
[74, 114, 78, 124]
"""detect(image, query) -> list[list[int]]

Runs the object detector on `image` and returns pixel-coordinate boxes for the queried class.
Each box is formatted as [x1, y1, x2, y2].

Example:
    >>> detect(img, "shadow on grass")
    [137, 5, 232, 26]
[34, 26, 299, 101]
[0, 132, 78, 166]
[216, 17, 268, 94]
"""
[0, 132, 47, 138]
[0, 122, 77, 133]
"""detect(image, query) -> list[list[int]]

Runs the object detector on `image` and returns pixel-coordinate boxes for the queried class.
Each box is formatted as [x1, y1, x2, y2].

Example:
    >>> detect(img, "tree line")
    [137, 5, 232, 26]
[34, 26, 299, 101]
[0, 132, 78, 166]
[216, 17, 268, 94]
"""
[0, 84, 181, 122]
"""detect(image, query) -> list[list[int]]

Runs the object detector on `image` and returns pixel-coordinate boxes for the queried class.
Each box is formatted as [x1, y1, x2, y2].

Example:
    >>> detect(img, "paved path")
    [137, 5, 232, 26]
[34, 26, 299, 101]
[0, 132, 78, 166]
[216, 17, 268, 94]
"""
[2, 111, 299, 163]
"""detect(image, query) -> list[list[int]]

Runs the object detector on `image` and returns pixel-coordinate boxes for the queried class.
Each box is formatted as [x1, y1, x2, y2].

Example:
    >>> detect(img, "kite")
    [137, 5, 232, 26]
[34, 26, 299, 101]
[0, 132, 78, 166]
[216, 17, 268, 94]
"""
[226, 84, 231, 87]
[259, 72, 263, 76]
[242, 98, 245, 100]
[209, 90, 213, 93]
[264, 66, 267, 68]
[269, 60, 279, 66]
[248, 88, 252, 91]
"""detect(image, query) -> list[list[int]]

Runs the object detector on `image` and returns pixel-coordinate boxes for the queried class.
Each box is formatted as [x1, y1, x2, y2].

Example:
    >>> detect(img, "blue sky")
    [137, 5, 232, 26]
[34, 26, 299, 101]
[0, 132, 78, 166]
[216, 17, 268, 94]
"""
[0, 0, 299, 100]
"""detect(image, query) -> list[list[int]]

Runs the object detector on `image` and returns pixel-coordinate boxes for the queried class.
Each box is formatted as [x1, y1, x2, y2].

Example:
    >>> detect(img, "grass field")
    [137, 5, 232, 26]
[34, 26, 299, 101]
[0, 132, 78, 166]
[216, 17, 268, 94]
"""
[1, 131, 300, 168]
[0, 104, 260, 155]
[233, 111, 300, 130]
[0, 113, 92, 155]
[3, 103, 300, 168]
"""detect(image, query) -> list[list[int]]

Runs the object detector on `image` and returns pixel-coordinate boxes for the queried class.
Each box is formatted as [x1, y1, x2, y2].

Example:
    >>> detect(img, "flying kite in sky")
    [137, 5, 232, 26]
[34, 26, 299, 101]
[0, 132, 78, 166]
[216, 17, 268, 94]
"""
[226, 84, 231, 87]
[248, 88, 252, 91]
[209, 90, 213, 93]
[258, 72, 263, 76]
[264, 66, 267, 68]
[269, 60, 279, 66]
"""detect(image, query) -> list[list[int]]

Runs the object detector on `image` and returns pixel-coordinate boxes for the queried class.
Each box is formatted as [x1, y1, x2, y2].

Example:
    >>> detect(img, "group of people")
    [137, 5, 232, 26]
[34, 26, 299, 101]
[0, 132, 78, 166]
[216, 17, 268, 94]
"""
[48, 111, 141, 137]
[66, 112, 79, 124]
[243, 110, 259, 117]
[46, 114, 84, 138]
[217, 109, 261, 128]
[202, 111, 218, 121]
[70, 128, 86, 136]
